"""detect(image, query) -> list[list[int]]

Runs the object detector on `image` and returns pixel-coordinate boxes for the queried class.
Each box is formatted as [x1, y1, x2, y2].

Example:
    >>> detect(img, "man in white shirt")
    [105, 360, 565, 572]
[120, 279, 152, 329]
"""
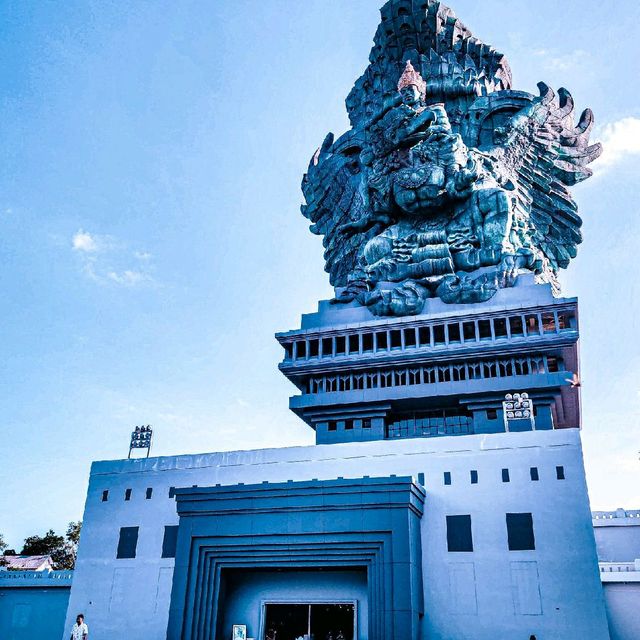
[70, 614, 88, 640]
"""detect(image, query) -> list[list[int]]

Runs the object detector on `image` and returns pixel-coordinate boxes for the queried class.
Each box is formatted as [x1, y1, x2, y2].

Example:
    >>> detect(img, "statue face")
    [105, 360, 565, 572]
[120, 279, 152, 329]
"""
[400, 84, 421, 106]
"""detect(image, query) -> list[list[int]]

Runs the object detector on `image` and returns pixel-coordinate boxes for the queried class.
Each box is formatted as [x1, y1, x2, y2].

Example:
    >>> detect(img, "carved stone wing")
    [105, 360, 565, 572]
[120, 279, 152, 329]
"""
[301, 131, 376, 287]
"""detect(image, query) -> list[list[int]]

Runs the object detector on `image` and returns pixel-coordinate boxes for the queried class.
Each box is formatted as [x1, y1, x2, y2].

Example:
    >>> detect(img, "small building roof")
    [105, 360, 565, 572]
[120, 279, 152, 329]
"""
[2, 555, 54, 571]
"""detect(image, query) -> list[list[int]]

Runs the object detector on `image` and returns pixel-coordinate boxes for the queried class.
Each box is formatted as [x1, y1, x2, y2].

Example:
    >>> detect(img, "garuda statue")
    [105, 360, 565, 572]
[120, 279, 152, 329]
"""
[301, 0, 601, 317]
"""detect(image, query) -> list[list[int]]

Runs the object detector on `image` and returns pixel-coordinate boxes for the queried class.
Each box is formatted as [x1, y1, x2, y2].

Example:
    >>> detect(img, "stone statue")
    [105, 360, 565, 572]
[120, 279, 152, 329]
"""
[301, 0, 601, 317]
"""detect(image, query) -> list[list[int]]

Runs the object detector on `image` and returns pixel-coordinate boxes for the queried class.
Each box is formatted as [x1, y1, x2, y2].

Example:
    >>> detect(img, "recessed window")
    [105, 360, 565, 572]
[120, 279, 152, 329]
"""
[335, 336, 346, 355]
[116, 526, 139, 559]
[448, 323, 461, 343]
[161, 525, 179, 559]
[345, 420, 354, 430]
[547, 356, 560, 373]
[462, 322, 476, 342]
[486, 409, 497, 420]
[145, 487, 153, 499]
[168, 486, 176, 499]
[404, 328, 417, 348]
[296, 341, 307, 358]
[390, 330, 402, 349]
[444, 471, 452, 486]
[376, 332, 388, 350]
[506, 513, 535, 551]
[470, 470, 478, 484]
[308, 339, 319, 357]
[509, 315, 524, 336]
[446, 515, 473, 552]
[348, 334, 359, 354]
[478, 319, 492, 340]
[327, 421, 337, 432]
[494, 317, 508, 338]
[124, 488, 132, 501]
[101, 490, 109, 502]
[557, 313, 572, 330]
[556, 465, 565, 480]
[525, 314, 540, 335]
[322, 337, 333, 356]
[418, 326, 430, 346]
[433, 324, 445, 345]
[363, 418, 371, 429]
[530, 467, 539, 481]
[362, 333, 373, 352]
[542, 313, 556, 333]
[502, 468, 510, 483]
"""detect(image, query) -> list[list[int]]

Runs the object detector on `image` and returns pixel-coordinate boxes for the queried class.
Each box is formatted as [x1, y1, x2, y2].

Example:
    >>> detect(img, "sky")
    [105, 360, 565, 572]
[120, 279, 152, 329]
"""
[1, 0, 639, 549]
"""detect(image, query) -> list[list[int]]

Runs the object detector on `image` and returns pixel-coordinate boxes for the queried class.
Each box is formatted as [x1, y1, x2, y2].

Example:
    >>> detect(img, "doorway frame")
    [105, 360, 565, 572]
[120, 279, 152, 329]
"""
[259, 599, 359, 640]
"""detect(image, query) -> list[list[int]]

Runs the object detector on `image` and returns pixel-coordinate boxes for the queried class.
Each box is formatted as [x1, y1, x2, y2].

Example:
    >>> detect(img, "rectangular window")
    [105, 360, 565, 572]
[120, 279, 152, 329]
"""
[348, 334, 359, 354]
[509, 315, 524, 337]
[433, 325, 445, 345]
[124, 488, 132, 501]
[446, 515, 473, 552]
[362, 333, 373, 352]
[462, 321, 476, 342]
[444, 471, 452, 486]
[542, 313, 556, 333]
[448, 323, 461, 343]
[322, 337, 333, 356]
[161, 525, 179, 559]
[502, 468, 510, 483]
[493, 317, 508, 338]
[418, 326, 430, 346]
[101, 490, 109, 502]
[296, 340, 307, 358]
[525, 314, 540, 335]
[363, 418, 372, 429]
[486, 409, 497, 420]
[145, 487, 153, 499]
[404, 328, 417, 348]
[327, 421, 337, 432]
[116, 526, 139, 559]
[335, 336, 346, 355]
[390, 330, 402, 349]
[375, 331, 388, 350]
[530, 467, 539, 481]
[506, 513, 535, 551]
[345, 420, 354, 430]
[168, 486, 176, 499]
[478, 319, 492, 340]
[470, 470, 478, 484]
[308, 339, 319, 357]
[556, 465, 565, 480]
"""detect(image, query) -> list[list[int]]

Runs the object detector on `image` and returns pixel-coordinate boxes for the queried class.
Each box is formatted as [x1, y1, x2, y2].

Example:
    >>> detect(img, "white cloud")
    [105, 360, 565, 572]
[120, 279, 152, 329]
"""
[531, 47, 590, 72]
[71, 229, 155, 287]
[595, 117, 640, 169]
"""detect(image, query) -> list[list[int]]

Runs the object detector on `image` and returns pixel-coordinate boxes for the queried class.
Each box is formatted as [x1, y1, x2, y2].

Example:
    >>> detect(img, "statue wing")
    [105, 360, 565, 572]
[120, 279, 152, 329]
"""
[301, 130, 377, 287]
[497, 83, 602, 272]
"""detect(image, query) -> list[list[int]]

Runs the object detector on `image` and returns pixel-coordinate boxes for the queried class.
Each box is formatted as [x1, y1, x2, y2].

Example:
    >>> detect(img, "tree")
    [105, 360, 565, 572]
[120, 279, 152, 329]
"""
[0, 533, 7, 566]
[20, 521, 82, 570]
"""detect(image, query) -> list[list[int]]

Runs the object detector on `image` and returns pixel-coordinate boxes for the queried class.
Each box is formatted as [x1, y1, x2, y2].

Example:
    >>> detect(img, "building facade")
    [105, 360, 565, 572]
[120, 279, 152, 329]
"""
[63, 0, 620, 638]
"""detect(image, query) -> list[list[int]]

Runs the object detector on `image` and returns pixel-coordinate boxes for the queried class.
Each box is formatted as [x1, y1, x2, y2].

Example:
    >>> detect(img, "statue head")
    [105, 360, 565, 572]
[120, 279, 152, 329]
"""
[397, 60, 426, 106]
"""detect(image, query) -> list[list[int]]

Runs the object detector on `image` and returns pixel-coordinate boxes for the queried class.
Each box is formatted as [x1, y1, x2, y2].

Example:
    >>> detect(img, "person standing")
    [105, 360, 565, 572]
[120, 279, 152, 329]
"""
[70, 614, 88, 640]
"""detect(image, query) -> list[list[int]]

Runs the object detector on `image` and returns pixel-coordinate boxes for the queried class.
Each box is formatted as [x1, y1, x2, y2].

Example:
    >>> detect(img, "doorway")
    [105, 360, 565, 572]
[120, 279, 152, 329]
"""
[263, 602, 355, 640]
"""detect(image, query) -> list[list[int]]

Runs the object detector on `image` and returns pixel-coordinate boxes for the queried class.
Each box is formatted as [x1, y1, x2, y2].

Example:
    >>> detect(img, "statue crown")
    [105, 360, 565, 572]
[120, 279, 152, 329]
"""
[397, 60, 427, 96]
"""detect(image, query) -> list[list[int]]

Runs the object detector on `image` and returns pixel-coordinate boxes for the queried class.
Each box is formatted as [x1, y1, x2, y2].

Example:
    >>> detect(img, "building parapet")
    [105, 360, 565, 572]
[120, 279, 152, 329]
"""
[599, 561, 640, 583]
[593, 509, 640, 526]
[0, 570, 73, 587]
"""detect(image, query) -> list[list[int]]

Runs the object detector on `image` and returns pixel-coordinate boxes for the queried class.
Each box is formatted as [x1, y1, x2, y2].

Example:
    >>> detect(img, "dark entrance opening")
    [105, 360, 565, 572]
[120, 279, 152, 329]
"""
[264, 603, 355, 640]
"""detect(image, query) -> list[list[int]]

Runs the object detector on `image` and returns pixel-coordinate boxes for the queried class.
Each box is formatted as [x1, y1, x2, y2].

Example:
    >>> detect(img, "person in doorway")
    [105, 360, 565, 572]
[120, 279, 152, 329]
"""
[70, 614, 88, 640]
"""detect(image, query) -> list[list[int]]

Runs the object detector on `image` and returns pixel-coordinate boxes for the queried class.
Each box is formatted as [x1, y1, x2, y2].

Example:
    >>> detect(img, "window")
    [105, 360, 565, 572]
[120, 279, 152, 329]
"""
[448, 323, 461, 343]
[335, 336, 346, 355]
[348, 334, 359, 354]
[296, 341, 307, 359]
[502, 468, 510, 483]
[390, 330, 402, 349]
[506, 513, 535, 551]
[322, 337, 333, 356]
[362, 333, 373, 352]
[509, 315, 524, 337]
[542, 313, 556, 333]
[308, 339, 319, 357]
[530, 467, 539, 481]
[462, 322, 476, 342]
[446, 515, 473, 552]
[486, 409, 497, 420]
[433, 324, 445, 345]
[124, 488, 132, 501]
[345, 420, 354, 430]
[556, 465, 565, 480]
[444, 471, 452, 486]
[376, 332, 388, 350]
[161, 525, 179, 559]
[418, 326, 430, 346]
[327, 421, 337, 432]
[494, 317, 508, 338]
[145, 487, 153, 499]
[168, 486, 176, 499]
[470, 470, 478, 484]
[478, 319, 492, 340]
[101, 490, 109, 502]
[525, 314, 540, 335]
[116, 526, 139, 559]
[363, 418, 372, 429]
[404, 328, 417, 348]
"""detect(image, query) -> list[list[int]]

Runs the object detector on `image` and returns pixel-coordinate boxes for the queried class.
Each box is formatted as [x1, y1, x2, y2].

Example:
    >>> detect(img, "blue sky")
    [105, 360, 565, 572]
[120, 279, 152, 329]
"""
[1, 0, 639, 549]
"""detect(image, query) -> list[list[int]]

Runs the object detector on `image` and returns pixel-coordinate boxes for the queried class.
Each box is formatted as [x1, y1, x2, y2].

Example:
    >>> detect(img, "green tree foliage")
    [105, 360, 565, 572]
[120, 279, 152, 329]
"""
[0, 533, 7, 566]
[19, 521, 82, 570]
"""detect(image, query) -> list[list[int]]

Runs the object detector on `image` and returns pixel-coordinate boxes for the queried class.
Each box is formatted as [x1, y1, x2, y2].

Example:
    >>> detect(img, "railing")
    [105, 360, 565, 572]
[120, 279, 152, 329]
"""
[0, 570, 73, 583]
[599, 561, 640, 573]
[593, 509, 640, 520]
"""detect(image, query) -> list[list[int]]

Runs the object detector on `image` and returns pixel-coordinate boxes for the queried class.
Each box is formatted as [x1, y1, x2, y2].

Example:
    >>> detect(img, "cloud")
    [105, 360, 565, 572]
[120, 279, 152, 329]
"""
[532, 48, 590, 72]
[71, 229, 156, 287]
[72, 230, 99, 253]
[594, 117, 640, 170]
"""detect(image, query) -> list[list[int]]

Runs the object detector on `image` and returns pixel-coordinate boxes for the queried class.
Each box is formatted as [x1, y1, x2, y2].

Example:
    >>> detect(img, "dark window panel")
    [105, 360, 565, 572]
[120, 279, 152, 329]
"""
[168, 486, 176, 499]
[161, 525, 179, 559]
[124, 488, 132, 501]
[446, 515, 473, 552]
[502, 468, 510, 483]
[116, 526, 139, 559]
[101, 490, 109, 502]
[556, 465, 565, 480]
[506, 513, 535, 551]
[530, 467, 539, 481]
[470, 470, 478, 484]
[145, 487, 153, 499]
[444, 471, 452, 486]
